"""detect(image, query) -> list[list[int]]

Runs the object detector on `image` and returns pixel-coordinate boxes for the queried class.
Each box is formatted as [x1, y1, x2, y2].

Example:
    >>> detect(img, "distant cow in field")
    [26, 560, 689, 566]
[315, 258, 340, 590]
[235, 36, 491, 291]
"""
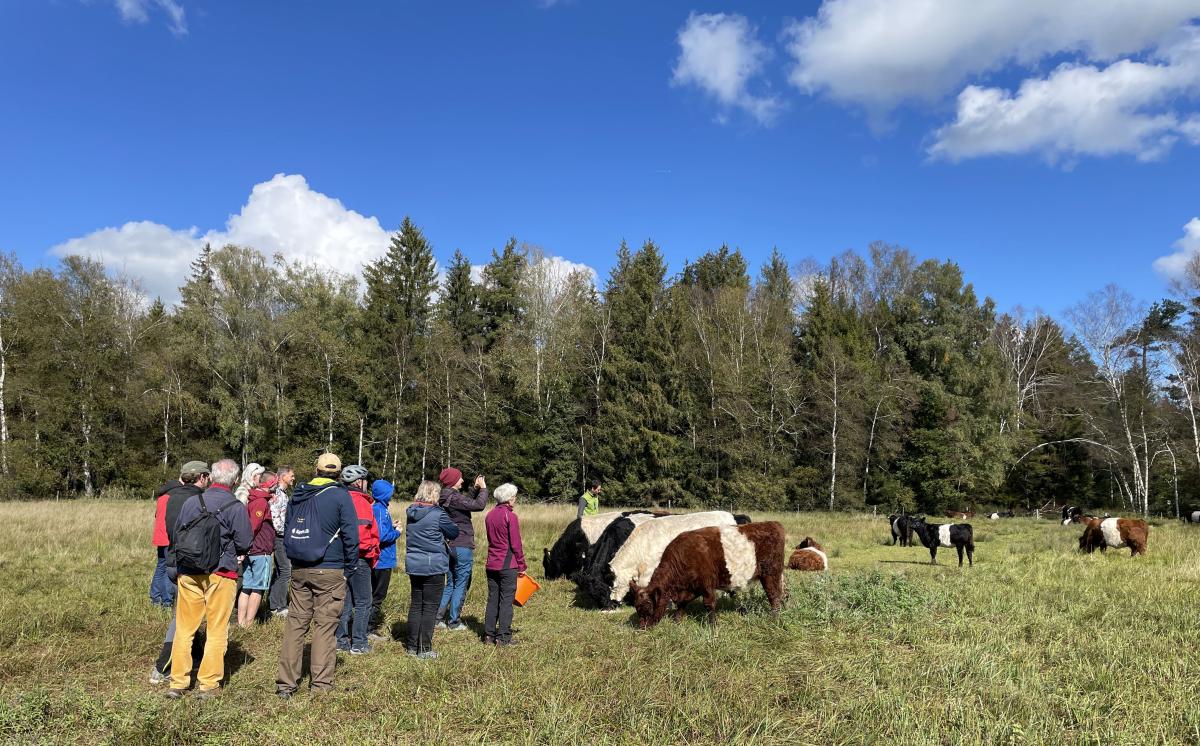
[1079, 517, 1149, 556]
[1062, 506, 1085, 525]
[888, 514, 915, 546]
[787, 537, 828, 571]
[945, 510, 975, 520]
[631, 521, 786, 628]
[1181, 509, 1200, 524]
[910, 517, 975, 567]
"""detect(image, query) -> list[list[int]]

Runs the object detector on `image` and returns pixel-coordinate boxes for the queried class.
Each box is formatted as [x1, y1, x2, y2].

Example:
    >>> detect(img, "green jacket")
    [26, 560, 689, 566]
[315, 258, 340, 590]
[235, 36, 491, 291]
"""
[577, 490, 600, 519]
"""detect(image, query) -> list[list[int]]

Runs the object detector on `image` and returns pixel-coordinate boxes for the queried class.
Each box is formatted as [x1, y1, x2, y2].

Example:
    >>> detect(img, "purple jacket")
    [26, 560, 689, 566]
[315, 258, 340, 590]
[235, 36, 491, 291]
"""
[439, 486, 488, 550]
[484, 503, 526, 573]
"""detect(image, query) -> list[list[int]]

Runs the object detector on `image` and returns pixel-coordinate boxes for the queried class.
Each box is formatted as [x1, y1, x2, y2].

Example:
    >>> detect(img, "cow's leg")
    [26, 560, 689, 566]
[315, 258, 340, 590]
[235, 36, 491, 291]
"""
[703, 592, 718, 625]
[930, 547, 937, 565]
[967, 544, 974, 567]
[760, 573, 783, 615]
[956, 544, 964, 567]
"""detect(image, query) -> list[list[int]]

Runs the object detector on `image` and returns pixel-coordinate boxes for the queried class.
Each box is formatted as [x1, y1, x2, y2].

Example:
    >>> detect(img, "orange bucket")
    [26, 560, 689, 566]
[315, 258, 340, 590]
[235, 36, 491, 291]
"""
[514, 573, 541, 607]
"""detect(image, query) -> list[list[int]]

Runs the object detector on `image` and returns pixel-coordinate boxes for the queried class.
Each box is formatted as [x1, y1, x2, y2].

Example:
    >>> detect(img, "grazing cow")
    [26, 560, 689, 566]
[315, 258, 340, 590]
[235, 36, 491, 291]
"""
[631, 521, 786, 628]
[909, 517, 974, 567]
[945, 510, 975, 519]
[543, 510, 658, 580]
[1078, 517, 1149, 556]
[1181, 509, 1200, 524]
[1062, 506, 1084, 525]
[605, 511, 740, 607]
[888, 514, 915, 546]
[787, 537, 828, 571]
[571, 512, 662, 605]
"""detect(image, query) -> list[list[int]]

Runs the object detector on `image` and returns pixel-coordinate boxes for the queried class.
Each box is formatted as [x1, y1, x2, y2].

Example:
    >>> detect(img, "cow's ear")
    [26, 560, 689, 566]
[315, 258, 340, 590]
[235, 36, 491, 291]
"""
[629, 580, 641, 599]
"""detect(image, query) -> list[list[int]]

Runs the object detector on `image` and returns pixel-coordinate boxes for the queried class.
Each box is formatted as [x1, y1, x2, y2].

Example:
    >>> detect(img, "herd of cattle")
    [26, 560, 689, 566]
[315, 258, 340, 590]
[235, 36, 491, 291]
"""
[539, 503, 1161, 628]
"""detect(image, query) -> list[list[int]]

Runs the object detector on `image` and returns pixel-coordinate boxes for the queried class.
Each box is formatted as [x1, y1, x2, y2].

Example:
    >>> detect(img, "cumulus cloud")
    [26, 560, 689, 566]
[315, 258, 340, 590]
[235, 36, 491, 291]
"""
[929, 34, 1200, 162]
[51, 174, 391, 303]
[784, 0, 1200, 109]
[1153, 218, 1200, 280]
[672, 13, 782, 125]
[112, 0, 188, 36]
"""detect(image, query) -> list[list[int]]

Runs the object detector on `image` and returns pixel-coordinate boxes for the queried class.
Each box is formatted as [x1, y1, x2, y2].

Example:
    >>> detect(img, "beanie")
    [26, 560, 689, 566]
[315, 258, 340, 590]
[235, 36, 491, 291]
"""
[438, 467, 462, 488]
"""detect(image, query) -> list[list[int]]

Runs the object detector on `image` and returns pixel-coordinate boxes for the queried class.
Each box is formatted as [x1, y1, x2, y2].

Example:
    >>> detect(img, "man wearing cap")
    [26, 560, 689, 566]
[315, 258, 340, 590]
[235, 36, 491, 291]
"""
[148, 461, 211, 684]
[149, 460, 210, 608]
[275, 453, 359, 698]
[435, 467, 488, 632]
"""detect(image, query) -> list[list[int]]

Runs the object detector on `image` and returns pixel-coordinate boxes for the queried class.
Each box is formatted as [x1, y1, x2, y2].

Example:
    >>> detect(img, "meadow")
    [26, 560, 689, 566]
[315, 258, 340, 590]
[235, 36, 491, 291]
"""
[1, 502, 1199, 745]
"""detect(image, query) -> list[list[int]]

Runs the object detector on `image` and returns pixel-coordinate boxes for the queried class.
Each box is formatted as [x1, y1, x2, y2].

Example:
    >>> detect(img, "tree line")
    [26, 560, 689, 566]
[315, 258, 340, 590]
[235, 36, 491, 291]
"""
[2, 219, 1199, 515]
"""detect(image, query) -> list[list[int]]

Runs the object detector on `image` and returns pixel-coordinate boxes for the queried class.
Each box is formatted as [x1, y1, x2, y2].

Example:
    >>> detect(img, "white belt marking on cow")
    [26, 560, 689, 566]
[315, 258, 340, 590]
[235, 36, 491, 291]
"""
[892, 518, 900, 535]
[719, 526, 757, 589]
[989, 513, 999, 520]
[1100, 517, 1125, 548]
[795, 546, 828, 571]
[938, 524, 952, 547]
[580, 512, 624, 544]
[1192, 511, 1200, 523]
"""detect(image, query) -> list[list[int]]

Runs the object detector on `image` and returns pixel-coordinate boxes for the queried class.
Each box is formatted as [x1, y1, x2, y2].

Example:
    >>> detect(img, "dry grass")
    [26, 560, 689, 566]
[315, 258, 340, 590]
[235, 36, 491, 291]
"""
[1, 502, 1199, 744]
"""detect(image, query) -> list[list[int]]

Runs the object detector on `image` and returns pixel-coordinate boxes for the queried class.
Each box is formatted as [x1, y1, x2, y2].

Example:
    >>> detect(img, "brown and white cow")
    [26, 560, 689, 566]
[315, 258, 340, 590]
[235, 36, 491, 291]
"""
[630, 521, 785, 628]
[786, 536, 828, 571]
[1078, 517, 1149, 556]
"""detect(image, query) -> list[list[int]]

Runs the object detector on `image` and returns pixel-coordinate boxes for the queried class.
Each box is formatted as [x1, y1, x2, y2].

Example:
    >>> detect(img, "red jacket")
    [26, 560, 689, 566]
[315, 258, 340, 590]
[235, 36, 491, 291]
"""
[153, 494, 170, 547]
[246, 487, 276, 556]
[349, 489, 381, 567]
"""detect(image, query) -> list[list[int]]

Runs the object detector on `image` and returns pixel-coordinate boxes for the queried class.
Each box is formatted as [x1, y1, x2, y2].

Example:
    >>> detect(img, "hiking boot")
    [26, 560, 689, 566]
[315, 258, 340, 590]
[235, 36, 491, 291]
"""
[496, 638, 519, 647]
[149, 667, 168, 685]
[164, 688, 187, 700]
[481, 635, 495, 645]
[194, 688, 220, 701]
[276, 689, 294, 700]
[417, 650, 439, 660]
[447, 621, 468, 632]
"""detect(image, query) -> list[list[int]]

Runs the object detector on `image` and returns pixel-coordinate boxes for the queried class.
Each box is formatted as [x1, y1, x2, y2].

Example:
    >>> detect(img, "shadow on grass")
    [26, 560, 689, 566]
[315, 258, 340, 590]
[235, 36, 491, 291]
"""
[878, 560, 936, 567]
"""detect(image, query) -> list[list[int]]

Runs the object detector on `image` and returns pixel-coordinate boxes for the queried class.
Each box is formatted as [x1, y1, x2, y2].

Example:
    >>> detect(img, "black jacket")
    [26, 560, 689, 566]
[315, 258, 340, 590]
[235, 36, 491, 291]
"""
[438, 486, 488, 550]
[163, 482, 204, 569]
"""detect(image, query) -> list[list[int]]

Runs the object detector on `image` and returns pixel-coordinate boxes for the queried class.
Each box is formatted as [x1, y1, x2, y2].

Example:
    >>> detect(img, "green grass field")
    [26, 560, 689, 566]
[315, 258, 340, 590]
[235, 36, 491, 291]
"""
[1, 502, 1199, 745]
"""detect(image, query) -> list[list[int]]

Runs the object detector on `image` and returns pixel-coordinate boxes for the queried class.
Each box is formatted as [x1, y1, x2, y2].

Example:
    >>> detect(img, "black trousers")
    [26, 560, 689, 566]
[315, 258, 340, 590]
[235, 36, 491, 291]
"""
[269, 534, 292, 612]
[369, 568, 392, 630]
[484, 569, 518, 642]
[406, 574, 445, 653]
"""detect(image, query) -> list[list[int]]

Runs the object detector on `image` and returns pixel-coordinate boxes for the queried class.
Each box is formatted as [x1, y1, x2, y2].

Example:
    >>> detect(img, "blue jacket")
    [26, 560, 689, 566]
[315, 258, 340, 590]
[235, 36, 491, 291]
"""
[404, 503, 458, 576]
[287, 477, 359, 572]
[174, 484, 252, 577]
[372, 481, 402, 570]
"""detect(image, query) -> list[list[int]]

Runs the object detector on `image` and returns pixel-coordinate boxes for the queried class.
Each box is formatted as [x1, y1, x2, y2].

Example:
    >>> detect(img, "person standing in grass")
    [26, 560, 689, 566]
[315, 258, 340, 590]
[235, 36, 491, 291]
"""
[237, 472, 277, 627]
[149, 461, 211, 685]
[336, 465, 379, 655]
[483, 483, 526, 647]
[166, 459, 252, 700]
[150, 474, 182, 608]
[368, 478, 401, 639]
[576, 479, 602, 520]
[268, 465, 295, 617]
[275, 453, 359, 699]
[435, 468, 487, 632]
[405, 480, 458, 658]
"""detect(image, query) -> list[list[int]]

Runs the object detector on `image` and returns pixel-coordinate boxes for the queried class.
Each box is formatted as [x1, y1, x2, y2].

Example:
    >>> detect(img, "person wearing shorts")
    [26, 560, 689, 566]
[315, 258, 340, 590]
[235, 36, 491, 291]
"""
[238, 474, 278, 627]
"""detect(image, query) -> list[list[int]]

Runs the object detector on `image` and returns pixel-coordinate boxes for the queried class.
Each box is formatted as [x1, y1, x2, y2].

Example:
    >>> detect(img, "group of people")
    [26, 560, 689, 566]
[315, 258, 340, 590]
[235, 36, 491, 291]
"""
[148, 452, 528, 700]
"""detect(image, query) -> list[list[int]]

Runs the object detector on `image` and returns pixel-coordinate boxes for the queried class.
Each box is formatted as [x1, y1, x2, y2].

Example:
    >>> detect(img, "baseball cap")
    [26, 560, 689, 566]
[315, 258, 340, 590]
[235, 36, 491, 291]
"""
[316, 452, 342, 472]
[180, 461, 209, 478]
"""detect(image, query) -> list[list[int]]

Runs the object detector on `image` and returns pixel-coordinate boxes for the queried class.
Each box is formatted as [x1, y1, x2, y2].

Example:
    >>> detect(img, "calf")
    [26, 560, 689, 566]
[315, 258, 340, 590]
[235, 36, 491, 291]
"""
[786, 537, 828, 571]
[631, 521, 785, 628]
[888, 514, 915, 546]
[1078, 517, 1149, 556]
[909, 517, 974, 567]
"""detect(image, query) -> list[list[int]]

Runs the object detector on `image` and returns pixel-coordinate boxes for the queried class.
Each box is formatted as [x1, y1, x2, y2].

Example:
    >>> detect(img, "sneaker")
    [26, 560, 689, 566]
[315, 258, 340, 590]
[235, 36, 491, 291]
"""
[194, 688, 220, 701]
[405, 648, 420, 657]
[367, 632, 387, 642]
[336, 643, 351, 654]
[164, 689, 187, 700]
[349, 645, 372, 656]
[446, 621, 468, 632]
[271, 609, 289, 618]
[434, 621, 448, 631]
[149, 668, 168, 685]
[417, 650, 439, 660]
[276, 689, 294, 700]
[496, 638, 519, 647]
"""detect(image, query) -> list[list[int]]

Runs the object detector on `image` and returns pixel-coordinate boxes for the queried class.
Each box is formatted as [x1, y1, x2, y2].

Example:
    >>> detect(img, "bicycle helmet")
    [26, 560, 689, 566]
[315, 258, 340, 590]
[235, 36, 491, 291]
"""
[340, 464, 369, 484]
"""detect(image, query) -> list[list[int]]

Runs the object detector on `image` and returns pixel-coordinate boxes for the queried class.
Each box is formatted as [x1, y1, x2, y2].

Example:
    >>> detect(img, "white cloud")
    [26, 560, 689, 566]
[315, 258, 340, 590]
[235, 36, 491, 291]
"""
[784, 0, 1200, 109]
[113, 0, 188, 35]
[1153, 218, 1200, 280]
[929, 34, 1200, 162]
[672, 13, 782, 125]
[51, 174, 391, 303]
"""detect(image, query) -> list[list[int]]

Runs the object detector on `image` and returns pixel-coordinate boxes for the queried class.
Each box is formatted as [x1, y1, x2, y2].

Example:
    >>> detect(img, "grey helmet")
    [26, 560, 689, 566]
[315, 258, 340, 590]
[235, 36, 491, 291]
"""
[340, 464, 369, 485]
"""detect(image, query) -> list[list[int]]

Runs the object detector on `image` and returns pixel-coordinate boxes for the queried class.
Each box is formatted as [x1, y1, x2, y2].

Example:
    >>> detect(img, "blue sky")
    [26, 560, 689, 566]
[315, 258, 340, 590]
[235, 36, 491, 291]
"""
[2, 1, 1199, 315]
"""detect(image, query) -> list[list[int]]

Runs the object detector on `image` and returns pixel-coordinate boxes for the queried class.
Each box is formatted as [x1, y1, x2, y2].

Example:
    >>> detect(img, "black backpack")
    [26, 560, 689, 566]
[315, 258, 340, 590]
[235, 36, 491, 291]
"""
[174, 493, 225, 573]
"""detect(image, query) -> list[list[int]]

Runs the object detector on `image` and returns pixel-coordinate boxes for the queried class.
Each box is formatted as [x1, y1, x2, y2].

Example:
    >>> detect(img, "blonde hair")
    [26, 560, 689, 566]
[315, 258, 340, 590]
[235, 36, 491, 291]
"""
[414, 480, 441, 504]
[494, 483, 518, 504]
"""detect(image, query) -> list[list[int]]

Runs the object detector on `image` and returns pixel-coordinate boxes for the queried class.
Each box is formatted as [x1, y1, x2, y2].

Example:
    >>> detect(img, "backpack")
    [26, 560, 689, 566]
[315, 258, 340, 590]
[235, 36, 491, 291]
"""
[284, 485, 341, 563]
[174, 493, 225, 573]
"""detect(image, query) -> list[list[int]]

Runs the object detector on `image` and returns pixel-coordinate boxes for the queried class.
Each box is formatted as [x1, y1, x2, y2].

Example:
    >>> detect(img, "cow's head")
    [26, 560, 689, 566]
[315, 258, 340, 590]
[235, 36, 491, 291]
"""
[797, 536, 823, 552]
[631, 581, 665, 629]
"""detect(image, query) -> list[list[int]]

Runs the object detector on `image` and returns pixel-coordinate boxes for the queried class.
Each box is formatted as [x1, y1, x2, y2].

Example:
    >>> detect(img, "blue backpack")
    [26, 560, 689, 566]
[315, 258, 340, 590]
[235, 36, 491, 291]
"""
[284, 485, 340, 563]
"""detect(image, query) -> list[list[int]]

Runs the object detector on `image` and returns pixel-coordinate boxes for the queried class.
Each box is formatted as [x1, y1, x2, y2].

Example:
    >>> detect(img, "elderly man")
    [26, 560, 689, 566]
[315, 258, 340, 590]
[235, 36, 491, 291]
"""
[166, 459, 252, 700]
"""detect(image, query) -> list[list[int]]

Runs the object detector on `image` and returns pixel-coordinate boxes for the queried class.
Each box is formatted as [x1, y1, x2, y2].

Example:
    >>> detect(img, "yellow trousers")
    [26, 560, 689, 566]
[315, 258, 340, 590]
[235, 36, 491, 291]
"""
[170, 573, 237, 691]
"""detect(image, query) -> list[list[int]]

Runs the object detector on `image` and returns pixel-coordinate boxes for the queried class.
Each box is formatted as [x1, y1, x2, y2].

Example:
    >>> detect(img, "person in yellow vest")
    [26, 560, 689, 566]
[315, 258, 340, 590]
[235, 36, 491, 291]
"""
[576, 480, 602, 519]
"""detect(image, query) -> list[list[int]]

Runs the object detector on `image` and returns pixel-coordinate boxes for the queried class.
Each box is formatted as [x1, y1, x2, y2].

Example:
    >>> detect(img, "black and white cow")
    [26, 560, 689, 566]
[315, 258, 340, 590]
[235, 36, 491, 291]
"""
[1182, 508, 1200, 524]
[888, 513, 915, 546]
[1062, 506, 1083, 525]
[543, 510, 658, 580]
[909, 517, 974, 567]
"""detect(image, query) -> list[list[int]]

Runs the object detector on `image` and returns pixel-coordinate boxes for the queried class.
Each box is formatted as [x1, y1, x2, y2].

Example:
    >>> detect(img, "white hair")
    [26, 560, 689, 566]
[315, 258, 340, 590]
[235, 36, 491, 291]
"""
[211, 459, 241, 488]
[494, 483, 518, 504]
[234, 462, 264, 504]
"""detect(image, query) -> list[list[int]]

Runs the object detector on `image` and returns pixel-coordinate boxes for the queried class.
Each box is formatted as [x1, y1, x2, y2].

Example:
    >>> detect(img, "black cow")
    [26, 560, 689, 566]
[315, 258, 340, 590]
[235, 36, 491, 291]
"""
[909, 517, 974, 567]
[571, 516, 644, 608]
[543, 518, 588, 580]
[1182, 509, 1200, 524]
[888, 513, 916, 546]
[1062, 506, 1083, 525]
